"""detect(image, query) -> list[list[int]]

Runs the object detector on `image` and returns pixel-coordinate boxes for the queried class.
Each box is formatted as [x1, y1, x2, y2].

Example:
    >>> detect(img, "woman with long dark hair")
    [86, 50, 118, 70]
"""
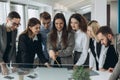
[47, 13, 75, 66]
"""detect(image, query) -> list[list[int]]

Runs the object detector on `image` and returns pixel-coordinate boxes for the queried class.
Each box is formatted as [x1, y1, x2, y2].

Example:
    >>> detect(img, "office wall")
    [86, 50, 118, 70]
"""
[110, 1, 118, 34]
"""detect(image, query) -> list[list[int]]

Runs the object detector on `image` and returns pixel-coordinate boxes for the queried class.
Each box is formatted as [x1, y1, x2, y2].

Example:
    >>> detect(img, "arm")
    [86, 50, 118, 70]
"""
[0, 25, 8, 75]
[76, 34, 89, 65]
[101, 45, 118, 71]
[89, 50, 94, 69]
[37, 48, 50, 67]
[36, 34, 48, 63]
[0, 25, 4, 63]
[0, 51, 4, 63]
[99, 45, 108, 70]
[0, 62, 8, 75]
[109, 56, 120, 80]
[47, 33, 56, 60]
[17, 34, 28, 63]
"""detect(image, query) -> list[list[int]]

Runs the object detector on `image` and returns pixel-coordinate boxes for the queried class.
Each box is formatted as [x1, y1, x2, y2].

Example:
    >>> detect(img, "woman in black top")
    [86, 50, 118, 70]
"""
[17, 18, 49, 68]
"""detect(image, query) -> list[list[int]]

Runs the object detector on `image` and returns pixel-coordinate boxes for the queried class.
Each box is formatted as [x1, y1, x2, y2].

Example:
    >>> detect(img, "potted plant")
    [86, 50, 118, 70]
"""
[72, 66, 91, 80]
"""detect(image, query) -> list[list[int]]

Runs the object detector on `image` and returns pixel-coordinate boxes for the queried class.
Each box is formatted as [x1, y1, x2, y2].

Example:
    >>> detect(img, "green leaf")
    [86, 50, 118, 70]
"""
[72, 66, 91, 80]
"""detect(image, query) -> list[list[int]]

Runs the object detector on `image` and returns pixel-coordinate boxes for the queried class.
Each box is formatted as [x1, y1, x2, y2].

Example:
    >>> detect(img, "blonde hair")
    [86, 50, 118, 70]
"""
[88, 20, 100, 41]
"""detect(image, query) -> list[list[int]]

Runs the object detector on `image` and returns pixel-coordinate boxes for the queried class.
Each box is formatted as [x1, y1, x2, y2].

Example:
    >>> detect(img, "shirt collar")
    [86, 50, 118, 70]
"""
[33, 35, 38, 41]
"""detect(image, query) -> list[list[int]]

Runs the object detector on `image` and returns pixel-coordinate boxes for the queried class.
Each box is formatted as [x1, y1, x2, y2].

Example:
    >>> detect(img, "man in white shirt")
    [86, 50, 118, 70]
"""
[96, 26, 119, 80]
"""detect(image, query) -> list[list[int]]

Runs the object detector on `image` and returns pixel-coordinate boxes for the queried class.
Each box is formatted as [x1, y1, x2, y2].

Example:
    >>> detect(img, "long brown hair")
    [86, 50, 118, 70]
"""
[68, 13, 87, 33]
[50, 13, 68, 48]
[21, 17, 40, 37]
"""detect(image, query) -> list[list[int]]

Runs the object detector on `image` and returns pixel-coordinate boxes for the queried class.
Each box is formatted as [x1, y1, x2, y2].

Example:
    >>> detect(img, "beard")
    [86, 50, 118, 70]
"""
[105, 38, 111, 47]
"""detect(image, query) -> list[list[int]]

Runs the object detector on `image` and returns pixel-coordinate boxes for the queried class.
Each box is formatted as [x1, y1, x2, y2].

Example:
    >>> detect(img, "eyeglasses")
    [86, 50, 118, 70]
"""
[11, 21, 21, 27]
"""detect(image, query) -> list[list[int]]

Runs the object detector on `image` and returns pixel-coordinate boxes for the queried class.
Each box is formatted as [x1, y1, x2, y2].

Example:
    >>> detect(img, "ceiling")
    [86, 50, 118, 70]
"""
[32, 0, 117, 12]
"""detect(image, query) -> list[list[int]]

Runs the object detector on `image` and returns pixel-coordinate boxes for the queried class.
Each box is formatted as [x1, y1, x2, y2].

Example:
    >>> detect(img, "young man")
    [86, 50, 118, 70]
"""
[96, 26, 119, 80]
[39, 11, 52, 61]
[0, 11, 21, 75]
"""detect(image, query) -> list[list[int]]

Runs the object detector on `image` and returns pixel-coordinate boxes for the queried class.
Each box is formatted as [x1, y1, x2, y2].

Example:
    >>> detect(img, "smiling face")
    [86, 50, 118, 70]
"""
[55, 19, 64, 32]
[7, 18, 21, 31]
[29, 24, 40, 35]
[70, 18, 79, 31]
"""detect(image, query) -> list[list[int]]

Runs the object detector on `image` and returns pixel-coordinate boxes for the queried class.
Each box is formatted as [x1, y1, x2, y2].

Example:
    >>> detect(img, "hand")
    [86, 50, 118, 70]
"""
[73, 65, 77, 70]
[49, 50, 56, 60]
[99, 68, 107, 71]
[44, 62, 51, 68]
[55, 52, 59, 56]
[0, 63, 8, 75]
[108, 67, 114, 72]
[89, 67, 93, 70]
[12, 67, 17, 73]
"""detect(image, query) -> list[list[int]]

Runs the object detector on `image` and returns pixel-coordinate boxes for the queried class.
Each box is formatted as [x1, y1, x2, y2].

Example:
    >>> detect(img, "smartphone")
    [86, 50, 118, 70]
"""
[27, 75, 36, 79]
[4, 76, 14, 79]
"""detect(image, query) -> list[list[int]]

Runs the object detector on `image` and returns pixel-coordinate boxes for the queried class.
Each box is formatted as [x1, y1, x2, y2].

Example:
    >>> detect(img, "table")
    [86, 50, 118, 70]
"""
[0, 67, 112, 80]
[90, 70, 112, 80]
[0, 67, 69, 80]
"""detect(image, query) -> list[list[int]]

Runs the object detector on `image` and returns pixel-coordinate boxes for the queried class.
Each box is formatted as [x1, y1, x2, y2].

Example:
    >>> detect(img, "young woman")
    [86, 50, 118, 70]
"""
[68, 13, 89, 66]
[87, 20, 109, 70]
[47, 13, 75, 66]
[17, 18, 49, 68]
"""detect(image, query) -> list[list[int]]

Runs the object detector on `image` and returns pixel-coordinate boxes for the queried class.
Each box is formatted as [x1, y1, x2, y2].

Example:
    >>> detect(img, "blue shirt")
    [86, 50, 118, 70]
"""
[40, 22, 52, 59]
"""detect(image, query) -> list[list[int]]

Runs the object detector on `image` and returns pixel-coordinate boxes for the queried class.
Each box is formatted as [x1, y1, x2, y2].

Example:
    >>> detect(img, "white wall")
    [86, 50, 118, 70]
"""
[91, 0, 107, 26]
[110, 1, 118, 34]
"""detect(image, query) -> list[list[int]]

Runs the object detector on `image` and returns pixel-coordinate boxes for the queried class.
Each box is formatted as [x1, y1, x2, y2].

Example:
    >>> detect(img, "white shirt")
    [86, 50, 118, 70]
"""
[33, 35, 38, 41]
[57, 31, 62, 43]
[89, 39, 108, 70]
[75, 29, 89, 65]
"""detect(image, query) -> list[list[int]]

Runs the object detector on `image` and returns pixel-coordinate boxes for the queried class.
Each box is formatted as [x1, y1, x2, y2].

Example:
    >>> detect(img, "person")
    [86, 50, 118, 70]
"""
[0, 11, 21, 75]
[87, 20, 108, 70]
[68, 13, 89, 66]
[47, 13, 75, 66]
[109, 58, 120, 80]
[96, 26, 118, 74]
[16, 18, 49, 68]
[39, 11, 52, 61]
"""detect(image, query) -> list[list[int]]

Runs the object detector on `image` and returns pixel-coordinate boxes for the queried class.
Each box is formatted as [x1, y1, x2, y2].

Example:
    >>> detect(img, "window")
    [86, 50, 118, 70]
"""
[10, 4, 25, 40]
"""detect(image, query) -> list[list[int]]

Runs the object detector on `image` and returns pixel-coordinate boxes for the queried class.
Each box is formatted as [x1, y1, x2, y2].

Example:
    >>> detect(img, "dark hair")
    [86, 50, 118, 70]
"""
[8, 11, 21, 19]
[50, 13, 68, 48]
[40, 11, 51, 20]
[68, 13, 87, 32]
[96, 26, 114, 36]
[22, 17, 40, 37]
[27, 18, 41, 27]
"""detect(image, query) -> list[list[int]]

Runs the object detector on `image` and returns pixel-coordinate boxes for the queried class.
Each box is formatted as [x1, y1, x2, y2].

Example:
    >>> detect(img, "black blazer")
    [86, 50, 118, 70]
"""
[89, 38, 102, 70]
[0, 24, 17, 63]
[17, 33, 48, 67]
[103, 45, 118, 69]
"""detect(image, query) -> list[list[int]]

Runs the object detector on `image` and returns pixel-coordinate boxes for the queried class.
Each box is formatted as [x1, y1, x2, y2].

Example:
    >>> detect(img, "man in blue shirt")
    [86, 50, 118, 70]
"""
[39, 11, 52, 61]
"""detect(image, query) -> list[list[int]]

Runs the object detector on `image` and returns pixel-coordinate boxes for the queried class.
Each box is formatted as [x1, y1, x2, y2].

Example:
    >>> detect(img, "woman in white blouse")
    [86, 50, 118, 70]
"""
[87, 20, 108, 70]
[68, 13, 89, 66]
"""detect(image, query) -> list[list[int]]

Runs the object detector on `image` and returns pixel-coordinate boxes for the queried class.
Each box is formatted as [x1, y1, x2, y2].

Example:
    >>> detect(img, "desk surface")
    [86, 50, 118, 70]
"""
[0, 67, 111, 80]
[90, 70, 111, 80]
